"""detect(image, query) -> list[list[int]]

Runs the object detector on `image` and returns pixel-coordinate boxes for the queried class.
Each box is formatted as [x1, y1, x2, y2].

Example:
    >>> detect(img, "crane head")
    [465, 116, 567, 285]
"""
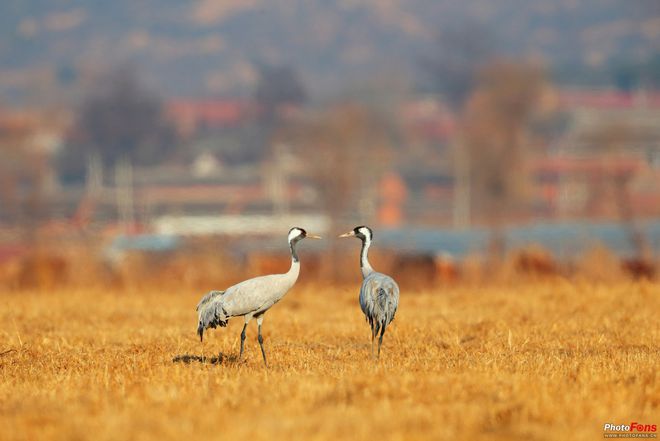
[339, 225, 373, 242]
[288, 227, 322, 244]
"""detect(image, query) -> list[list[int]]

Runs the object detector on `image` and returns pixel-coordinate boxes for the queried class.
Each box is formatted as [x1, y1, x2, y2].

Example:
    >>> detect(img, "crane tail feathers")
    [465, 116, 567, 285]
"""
[377, 287, 388, 308]
[196, 290, 225, 311]
[196, 292, 229, 341]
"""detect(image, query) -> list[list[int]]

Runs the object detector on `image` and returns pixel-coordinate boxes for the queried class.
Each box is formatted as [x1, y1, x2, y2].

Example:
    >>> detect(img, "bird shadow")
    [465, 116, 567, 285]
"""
[172, 353, 241, 365]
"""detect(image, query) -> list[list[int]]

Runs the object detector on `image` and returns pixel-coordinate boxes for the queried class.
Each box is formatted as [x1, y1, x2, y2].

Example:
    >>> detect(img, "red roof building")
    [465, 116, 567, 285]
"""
[558, 90, 660, 110]
[165, 99, 256, 136]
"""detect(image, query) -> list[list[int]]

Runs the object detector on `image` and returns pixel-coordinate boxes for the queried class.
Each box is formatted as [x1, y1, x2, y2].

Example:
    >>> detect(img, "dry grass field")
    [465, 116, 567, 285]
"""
[1, 280, 658, 440]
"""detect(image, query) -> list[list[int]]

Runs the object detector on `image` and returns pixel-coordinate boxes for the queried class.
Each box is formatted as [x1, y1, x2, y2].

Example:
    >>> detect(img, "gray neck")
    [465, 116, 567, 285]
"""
[287, 238, 301, 279]
[290, 240, 299, 263]
[360, 237, 374, 278]
[285, 248, 301, 286]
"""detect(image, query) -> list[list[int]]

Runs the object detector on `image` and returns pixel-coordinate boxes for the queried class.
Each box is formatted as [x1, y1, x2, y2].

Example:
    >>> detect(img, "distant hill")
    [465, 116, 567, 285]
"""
[0, 0, 658, 101]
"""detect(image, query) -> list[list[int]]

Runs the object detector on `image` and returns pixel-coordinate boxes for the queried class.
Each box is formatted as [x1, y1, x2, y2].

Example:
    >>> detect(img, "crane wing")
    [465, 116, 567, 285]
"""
[220, 274, 290, 317]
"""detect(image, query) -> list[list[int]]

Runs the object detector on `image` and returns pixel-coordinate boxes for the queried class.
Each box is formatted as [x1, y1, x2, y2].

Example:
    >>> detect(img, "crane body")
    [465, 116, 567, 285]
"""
[196, 227, 319, 366]
[340, 225, 399, 358]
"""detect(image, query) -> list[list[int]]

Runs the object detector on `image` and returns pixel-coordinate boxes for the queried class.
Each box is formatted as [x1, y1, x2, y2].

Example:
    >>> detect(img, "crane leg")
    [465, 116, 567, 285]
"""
[377, 323, 386, 359]
[256, 314, 268, 368]
[372, 322, 381, 358]
[370, 327, 375, 356]
[239, 318, 249, 359]
[368, 317, 375, 356]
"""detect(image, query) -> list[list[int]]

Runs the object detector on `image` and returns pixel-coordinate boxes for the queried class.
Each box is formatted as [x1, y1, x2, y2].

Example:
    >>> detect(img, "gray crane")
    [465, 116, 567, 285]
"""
[340, 226, 399, 358]
[196, 227, 321, 366]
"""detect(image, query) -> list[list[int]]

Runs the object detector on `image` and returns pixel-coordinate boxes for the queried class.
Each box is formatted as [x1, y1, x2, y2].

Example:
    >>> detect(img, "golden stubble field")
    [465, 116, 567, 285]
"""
[1, 280, 658, 441]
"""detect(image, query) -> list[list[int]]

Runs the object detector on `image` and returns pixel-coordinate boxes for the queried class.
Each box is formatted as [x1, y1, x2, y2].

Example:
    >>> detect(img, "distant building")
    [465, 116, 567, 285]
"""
[558, 89, 660, 110]
[533, 88, 660, 219]
[165, 99, 256, 137]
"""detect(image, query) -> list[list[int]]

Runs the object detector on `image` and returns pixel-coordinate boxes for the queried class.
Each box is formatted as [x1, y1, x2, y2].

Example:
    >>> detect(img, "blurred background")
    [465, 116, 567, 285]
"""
[1, 0, 659, 290]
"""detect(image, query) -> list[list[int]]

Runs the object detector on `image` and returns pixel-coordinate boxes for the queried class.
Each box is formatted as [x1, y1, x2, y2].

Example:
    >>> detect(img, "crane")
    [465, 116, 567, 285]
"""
[196, 227, 321, 366]
[339, 226, 399, 358]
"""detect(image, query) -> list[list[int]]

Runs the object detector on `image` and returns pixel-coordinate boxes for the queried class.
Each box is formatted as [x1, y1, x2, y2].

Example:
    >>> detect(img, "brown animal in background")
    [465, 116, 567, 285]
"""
[621, 259, 656, 280]
[514, 249, 559, 276]
[390, 253, 436, 288]
[17, 252, 68, 289]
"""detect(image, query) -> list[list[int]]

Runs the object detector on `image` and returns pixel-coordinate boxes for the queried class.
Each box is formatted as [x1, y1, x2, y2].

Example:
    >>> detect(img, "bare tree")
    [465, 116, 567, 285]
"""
[255, 64, 307, 123]
[462, 60, 548, 254]
[286, 104, 393, 279]
[61, 64, 176, 179]
[420, 23, 498, 228]
[581, 124, 651, 261]
[246, 63, 309, 166]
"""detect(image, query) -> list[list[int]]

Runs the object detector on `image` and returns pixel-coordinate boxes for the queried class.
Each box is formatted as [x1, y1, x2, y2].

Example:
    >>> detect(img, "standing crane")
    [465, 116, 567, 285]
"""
[196, 227, 321, 366]
[339, 226, 399, 358]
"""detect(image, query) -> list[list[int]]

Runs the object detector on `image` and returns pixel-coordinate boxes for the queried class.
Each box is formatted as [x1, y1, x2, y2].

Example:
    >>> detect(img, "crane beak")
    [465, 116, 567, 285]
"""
[338, 231, 355, 238]
[307, 234, 322, 240]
